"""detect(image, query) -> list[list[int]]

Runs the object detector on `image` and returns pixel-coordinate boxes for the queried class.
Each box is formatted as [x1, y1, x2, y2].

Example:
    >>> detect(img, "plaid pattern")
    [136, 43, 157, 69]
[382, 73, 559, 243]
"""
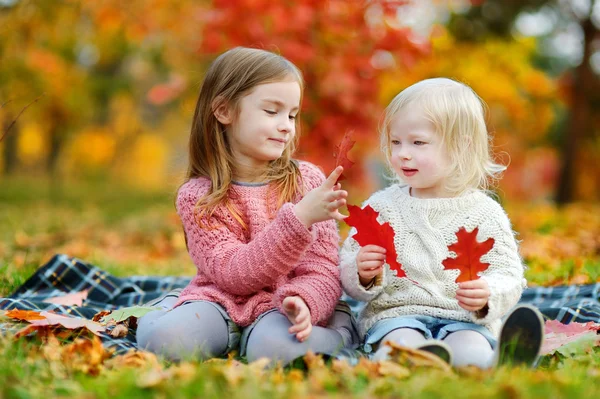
[0, 254, 190, 355]
[1, 254, 599, 356]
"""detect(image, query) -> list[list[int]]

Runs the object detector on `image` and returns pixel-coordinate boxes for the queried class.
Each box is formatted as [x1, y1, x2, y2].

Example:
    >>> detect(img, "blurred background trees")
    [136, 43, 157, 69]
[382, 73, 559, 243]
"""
[1, 0, 598, 203]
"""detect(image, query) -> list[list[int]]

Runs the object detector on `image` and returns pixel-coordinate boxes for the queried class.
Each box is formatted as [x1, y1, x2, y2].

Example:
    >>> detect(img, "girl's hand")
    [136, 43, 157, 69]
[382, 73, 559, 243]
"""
[282, 296, 312, 342]
[456, 279, 490, 312]
[294, 166, 348, 228]
[357, 245, 386, 287]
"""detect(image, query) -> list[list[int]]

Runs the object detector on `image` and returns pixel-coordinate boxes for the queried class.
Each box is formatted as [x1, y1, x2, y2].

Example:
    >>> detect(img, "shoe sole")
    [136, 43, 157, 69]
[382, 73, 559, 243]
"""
[496, 304, 545, 367]
[417, 340, 453, 364]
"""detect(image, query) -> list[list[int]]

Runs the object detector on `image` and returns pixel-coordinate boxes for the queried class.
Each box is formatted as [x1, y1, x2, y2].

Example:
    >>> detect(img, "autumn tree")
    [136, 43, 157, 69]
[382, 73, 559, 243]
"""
[379, 28, 561, 201]
[447, 0, 600, 203]
[0, 0, 202, 184]
[198, 0, 428, 193]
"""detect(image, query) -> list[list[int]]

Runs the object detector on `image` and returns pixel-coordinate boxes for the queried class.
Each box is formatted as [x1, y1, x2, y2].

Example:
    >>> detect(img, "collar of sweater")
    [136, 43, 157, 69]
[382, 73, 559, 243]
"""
[390, 184, 486, 212]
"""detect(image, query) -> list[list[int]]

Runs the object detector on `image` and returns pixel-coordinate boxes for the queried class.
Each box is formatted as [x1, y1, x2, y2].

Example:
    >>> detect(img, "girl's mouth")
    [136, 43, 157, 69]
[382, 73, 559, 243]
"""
[402, 168, 417, 177]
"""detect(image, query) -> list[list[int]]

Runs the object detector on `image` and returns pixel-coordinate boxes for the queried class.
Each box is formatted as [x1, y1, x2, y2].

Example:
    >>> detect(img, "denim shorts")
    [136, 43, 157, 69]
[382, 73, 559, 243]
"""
[363, 315, 497, 354]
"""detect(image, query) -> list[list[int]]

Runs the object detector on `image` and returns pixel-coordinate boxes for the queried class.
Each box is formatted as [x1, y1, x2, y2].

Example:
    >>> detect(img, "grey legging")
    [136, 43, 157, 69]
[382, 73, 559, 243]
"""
[136, 299, 357, 365]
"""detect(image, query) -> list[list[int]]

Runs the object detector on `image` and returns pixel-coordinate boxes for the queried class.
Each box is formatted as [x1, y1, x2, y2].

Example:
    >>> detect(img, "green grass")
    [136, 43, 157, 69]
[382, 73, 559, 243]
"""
[1, 177, 599, 398]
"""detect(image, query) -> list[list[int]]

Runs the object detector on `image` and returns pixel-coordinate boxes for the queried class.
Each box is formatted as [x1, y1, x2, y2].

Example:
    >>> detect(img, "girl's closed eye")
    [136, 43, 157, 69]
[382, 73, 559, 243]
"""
[414, 140, 427, 145]
[391, 140, 400, 145]
[264, 110, 277, 115]
[289, 114, 297, 120]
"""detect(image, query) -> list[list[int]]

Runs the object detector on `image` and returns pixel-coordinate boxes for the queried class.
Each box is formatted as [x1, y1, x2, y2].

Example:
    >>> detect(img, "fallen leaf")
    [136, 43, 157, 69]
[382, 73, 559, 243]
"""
[385, 341, 453, 373]
[377, 360, 411, 379]
[541, 320, 600, 355]
[344, 204, 407, 278]
[106, 350, 161, 369]
[442, 227, 495, 283]
[92, 310, 112, 322]
[109, 324, 130, 338]
[15, 311, 105, 337]
[101, 306, 161, 324]
[5, 309, 46, 321]
[43, 290, 88, 306]
[333, 130, 356, 183]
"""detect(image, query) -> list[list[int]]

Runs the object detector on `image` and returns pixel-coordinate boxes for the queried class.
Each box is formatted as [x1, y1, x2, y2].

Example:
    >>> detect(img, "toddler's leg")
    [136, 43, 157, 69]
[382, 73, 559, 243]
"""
[136, 301, 230, 361]
[372, 328, 427, 361]
[245, 311, 345, 365]
[442, 330, 494, 368]
[325, 308, 360, 349]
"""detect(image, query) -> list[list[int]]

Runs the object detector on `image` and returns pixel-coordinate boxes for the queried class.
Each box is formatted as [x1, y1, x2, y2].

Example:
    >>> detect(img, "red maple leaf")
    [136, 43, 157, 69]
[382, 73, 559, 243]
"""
[333, 130, 355, 183]
[442, 227, 495, 283]
[344, 204, 407, 278]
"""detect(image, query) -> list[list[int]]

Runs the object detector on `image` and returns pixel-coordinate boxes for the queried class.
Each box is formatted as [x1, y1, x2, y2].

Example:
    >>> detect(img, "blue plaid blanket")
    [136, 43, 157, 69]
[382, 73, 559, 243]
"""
[1, 254, 599, 355]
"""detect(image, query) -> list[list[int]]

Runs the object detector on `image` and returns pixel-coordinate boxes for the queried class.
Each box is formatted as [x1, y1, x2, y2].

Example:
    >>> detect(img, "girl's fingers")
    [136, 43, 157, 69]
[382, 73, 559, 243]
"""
[327, 199, 346, 211]
[324, 166, 344, 188]
[296, 323, 312, 342]
[359, 261, 384, 270]
[360, 252, 387, 262]
[456, 289, 489, 299]
[458, 280, 487, 290]
[456, 295, 486, 306]
[362, 245, 387, 254]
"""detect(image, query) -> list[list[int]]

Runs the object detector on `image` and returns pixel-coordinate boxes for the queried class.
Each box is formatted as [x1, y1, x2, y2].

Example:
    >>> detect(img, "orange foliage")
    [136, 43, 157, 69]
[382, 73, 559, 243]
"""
[379, 29, 564, 201]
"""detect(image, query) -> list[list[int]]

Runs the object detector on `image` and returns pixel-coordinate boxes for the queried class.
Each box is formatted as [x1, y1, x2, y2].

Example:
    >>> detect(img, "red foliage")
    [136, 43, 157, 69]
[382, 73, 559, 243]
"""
[198, 0, 429, 185]
[344, 204, 406, 278]
[442, 227, 495, 283]
[334, 130, 356, 183]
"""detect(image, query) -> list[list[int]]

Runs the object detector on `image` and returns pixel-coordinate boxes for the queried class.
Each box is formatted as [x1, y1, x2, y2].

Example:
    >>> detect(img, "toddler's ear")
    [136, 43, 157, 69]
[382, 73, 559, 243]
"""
[212, 97, 233, 124]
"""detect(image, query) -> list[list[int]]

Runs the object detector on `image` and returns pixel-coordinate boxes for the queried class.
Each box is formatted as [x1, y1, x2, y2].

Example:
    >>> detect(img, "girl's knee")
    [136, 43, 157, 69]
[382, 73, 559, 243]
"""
[246, 333, 304, 365]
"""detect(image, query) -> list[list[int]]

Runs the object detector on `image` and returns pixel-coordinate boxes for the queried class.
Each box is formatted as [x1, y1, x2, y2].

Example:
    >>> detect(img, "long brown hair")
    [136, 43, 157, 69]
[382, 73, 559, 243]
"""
[187, 47, 304, 229]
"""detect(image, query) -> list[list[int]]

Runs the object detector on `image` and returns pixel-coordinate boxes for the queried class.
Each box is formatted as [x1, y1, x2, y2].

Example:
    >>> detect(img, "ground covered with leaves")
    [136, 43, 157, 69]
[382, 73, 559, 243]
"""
[1, 177, 599, 398]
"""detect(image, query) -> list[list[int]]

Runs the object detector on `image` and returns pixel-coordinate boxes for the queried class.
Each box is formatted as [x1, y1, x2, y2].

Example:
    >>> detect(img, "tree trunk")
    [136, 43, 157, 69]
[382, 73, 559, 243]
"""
[556, 16, 597, 205]
[2, 116, 19, 175]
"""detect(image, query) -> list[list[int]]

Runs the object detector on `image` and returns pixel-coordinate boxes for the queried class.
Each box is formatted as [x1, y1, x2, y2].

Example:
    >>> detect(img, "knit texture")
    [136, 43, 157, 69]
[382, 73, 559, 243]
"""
[340, 184, 526, 338]
[175, 161, 342, 327]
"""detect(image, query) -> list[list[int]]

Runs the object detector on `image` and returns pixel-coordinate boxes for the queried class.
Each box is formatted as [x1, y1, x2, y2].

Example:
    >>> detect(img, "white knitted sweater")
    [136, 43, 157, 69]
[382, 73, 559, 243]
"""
[340, 184, 526, 338]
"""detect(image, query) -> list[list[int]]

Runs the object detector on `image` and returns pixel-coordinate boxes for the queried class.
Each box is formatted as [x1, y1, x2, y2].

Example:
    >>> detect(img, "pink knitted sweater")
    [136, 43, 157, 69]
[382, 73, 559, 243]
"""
[174, 161, 342, 327]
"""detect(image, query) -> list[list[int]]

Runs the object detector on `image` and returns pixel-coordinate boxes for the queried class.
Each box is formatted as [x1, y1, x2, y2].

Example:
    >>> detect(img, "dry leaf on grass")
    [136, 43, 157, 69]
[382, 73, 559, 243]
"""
[385, 341, 453, 373]
[542, 320, 600, 355]
[15, 311, 105, 337]
[5, 309, 46, 321]
[105, 349, 161, 369]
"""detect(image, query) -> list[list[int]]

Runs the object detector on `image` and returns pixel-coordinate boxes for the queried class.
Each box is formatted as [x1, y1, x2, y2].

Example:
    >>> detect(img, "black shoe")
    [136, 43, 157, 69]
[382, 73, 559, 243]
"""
[371, 339, 453, 365]
[416, 340, 453, 364]
[494, 304, 545, 367]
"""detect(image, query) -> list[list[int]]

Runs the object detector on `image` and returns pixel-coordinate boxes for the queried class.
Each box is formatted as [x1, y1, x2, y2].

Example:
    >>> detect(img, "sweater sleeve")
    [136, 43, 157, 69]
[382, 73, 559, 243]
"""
[469, 204, 526, 325]
[272, 163, 341, 324]
[177, 182, 315, 296]
[273, 219, 342, 324]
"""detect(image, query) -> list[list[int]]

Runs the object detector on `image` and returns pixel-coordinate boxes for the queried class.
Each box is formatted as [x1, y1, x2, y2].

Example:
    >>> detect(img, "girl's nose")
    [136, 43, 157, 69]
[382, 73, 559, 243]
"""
[398, 148, 411, 160]
[278, 118, 293, 132]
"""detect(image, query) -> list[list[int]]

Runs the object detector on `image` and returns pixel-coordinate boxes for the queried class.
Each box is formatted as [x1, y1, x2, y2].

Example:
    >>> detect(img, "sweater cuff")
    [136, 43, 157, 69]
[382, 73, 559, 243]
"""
[344, 272, 384, 302]
[274, 283, 337, 325]
[280, 202, 315, 244]
[470, 275, 523, 325]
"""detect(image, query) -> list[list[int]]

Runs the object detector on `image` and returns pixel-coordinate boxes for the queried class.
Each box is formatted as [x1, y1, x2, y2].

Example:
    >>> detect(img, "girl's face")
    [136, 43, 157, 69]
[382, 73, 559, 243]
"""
[388, 105, 452, 198]
[224, 79, 301, 179]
